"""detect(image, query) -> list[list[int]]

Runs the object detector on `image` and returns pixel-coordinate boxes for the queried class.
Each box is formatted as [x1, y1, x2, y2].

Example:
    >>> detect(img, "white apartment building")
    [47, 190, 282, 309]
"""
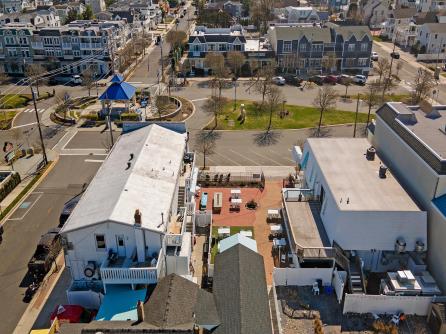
[61, 124, 198, 298]
[417, 23, 446, 54]
[418, 0, 446, 12]
[371, 102, 446, 292]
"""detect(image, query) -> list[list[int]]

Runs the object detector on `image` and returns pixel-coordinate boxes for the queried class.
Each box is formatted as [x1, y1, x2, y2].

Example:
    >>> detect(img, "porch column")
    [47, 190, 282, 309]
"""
[134, 226, 146, 262]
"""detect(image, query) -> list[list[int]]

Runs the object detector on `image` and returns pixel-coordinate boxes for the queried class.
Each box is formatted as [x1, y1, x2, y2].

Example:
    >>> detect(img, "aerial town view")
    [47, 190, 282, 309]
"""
[0, 0, 445, 333]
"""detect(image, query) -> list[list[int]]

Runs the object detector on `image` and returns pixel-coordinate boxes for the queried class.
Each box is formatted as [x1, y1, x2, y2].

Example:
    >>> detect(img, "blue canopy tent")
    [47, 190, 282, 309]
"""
[98, 74, 137, 119]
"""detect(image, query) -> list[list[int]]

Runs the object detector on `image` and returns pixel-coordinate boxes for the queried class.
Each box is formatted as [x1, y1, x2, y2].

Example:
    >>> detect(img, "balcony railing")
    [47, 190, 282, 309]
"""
[80, 43, 102, 49]
[62, 43, 72, 49]
[31, 42, 43, 49]
[100, 248, 163, 285]
[166, 234, 183, 246]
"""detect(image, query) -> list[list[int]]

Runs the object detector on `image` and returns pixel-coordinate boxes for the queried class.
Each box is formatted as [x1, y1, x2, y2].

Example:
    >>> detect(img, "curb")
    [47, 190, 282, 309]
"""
[13, 253, 65, 334]
[0, 156, 59, 226]
[178, 96, 196, 122]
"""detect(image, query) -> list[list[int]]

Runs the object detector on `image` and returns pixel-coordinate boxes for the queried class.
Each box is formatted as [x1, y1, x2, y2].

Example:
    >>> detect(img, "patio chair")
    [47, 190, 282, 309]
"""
[312, 282, 320, 295]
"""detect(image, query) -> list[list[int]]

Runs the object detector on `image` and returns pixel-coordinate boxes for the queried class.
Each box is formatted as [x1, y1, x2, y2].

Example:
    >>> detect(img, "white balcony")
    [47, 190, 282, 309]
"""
[62, 43, 72, 49]
[100, 248, 163, 286]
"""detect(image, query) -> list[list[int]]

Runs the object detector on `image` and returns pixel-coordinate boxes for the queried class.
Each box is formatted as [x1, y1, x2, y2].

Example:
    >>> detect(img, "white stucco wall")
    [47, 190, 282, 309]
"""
[321, 203, 427, 251]
[427, 203, 446, 292]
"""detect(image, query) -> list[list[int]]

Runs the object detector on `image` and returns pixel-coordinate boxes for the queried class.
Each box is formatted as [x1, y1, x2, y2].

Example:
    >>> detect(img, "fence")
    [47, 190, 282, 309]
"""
[197, 171, 264, 187]
[195, 210, 212, 228]
[333, 269, 347, 304]
[270, 277, 283, 334]
[343, 293, 436, 315]
[273, 267, 334, 286]
[416, 53, 446, 62]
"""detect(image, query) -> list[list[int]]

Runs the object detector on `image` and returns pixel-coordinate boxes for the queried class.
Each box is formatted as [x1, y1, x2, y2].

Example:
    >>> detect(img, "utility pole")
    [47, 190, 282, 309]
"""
[107, 101, 114, 148]
[160, 36, 164, 81]
[383, 32, 398, 100]
[353, 93, 360, 138]
[30, 85, 48, 166]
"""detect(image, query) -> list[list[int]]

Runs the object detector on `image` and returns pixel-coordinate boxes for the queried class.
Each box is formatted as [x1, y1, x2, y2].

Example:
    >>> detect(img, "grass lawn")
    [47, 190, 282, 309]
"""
[209, 100, 369, 130]
[373, 36, 385, 42]
[0, 94, 30, 109]
[210, 226, 255, 263]
[0, 110, 17, 129]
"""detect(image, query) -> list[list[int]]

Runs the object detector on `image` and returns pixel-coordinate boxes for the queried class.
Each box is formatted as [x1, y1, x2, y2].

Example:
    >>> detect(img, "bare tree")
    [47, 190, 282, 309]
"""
[411, 68, 435, 104]
[313, 86, 337, 136]
[165, 30, 187, 53]
[82, 67, 95, 96]
[227, 51, 246, 78]
[375, 58, 391, 84]
[340, 76, 353, 98]
[178, 58, 191, 85]
[203, 93, 225, 130]
[250, 62, 275, 107]
[322, 52, 337, 74]
[265, 85, 284, 133]
[363, 80, 381, 133]
[205, 52, 229, 98]
[194, 130, 220, 169]
[396, 60, 403, 77]
[0, 72, 9, 86]
[251, 0, 274, 34]
[25, 64, 46, 96]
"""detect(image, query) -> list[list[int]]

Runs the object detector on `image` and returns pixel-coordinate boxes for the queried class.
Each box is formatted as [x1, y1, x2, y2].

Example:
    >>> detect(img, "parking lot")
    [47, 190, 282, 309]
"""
[191, 125, 364, 167]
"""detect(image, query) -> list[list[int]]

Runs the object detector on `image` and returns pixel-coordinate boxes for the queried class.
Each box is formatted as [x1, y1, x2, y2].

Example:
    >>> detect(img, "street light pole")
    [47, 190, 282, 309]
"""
[160, 36, 164, 81]
[30, 85, 48, 166]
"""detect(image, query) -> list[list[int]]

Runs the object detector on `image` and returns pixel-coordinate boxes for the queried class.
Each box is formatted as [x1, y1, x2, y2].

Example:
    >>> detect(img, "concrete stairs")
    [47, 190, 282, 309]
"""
[349, 256, 366, 294]
[177, 186, 185, 208]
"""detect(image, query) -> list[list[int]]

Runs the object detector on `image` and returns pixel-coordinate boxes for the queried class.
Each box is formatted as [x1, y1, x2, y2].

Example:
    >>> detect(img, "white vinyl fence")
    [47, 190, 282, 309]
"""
[273, 267, 333, 286]
[343, 294, 434, 315]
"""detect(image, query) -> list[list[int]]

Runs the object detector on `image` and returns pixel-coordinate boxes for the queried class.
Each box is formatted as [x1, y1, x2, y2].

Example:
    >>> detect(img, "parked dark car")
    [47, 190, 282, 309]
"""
[28, 228, 61, 278]
[59, 193, 82, 228]
[308, 75, 324, 85]
[391, 51, 400, 59]
[282, 74, 303, 86]
[324, 75, 338, 85]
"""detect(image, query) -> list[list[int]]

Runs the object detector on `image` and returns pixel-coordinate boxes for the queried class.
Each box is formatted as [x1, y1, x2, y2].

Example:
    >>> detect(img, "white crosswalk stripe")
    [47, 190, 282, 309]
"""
[22, 108, 45, 113]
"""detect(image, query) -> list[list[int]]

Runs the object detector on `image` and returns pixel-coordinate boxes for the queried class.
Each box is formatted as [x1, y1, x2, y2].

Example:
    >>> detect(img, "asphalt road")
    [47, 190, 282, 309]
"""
[0, 131, 107, 334]
[128, 5, 196, 85]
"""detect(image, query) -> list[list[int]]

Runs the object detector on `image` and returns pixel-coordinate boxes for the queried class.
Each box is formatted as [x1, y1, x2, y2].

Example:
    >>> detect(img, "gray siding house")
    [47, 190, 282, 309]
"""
[267, 24, 372, 76]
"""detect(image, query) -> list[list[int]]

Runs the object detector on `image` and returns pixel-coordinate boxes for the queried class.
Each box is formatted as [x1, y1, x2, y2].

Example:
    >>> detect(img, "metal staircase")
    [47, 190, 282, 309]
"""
[177, 186, 185, 208]
[349, 256, 366, 294]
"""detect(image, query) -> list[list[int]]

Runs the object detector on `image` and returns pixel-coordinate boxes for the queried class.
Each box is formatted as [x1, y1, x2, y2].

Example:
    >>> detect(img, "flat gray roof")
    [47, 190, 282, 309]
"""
[61, 124, 186, 234]
[306, 138, 421, 212]
[393, 103, 446, 159]
[284, 201, 330, 248]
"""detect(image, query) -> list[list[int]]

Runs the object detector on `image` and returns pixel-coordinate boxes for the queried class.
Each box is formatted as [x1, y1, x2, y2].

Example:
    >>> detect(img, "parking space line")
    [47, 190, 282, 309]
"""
[61, 131, 79, 150]
[212, 151, 242, 166]
[229, 149, 260, 165]
[7, 193, 43, 221]
[267, 150, 295, 163]
[84, 159, 105, 163]
[249, 149, 281, 166]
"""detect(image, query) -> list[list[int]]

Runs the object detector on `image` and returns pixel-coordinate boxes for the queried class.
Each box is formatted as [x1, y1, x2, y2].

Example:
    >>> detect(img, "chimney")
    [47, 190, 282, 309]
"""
[134, 209, 142, 226]
[136, 300, 144, 322]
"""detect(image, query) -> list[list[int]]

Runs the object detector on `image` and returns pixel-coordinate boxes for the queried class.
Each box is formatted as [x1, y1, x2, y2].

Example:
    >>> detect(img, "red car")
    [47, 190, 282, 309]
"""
[324, 75, 338, 85]
[50, 305, 96, 324]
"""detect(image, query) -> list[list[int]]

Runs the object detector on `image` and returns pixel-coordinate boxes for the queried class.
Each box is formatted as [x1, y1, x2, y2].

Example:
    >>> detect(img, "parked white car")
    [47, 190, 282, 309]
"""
[272, 76, 286, 85]
[371, 52, 379, 61]
[353, 75, 367, 85]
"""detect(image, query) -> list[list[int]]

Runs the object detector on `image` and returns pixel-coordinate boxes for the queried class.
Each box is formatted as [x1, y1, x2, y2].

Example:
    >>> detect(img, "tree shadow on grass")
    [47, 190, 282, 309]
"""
[252, 130, 282, 147]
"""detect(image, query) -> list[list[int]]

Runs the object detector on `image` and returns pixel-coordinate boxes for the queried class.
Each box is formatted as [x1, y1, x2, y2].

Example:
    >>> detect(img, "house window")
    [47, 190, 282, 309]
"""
[233, 44, 241, 51]
[346, 58, 355, 66]
[311, 44, 323, 52]
[219, 43, 226, 51]
[95, 234, 106, 250]
[358, 58, 368, 66]
[299, 43, 307, 52]
[348, 43, 355, 52]
[360, 43, 368, 52]
[283, 41, 292, 53]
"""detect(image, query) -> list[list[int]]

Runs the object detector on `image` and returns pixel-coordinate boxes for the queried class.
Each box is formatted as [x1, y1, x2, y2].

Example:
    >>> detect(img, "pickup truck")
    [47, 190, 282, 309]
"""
[28, 228, 61, 278]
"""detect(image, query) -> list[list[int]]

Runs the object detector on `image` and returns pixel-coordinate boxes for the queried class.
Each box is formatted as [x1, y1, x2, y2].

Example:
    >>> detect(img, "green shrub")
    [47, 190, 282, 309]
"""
[120, 113, 141, 121]
[81, 113, 99, 121]
[0, 172, 21, 202]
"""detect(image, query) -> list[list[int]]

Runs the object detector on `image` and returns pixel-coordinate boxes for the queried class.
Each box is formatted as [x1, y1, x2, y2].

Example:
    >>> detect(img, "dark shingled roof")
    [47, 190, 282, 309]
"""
[213, 244, 272, 334]
[144, 274, 220, 329]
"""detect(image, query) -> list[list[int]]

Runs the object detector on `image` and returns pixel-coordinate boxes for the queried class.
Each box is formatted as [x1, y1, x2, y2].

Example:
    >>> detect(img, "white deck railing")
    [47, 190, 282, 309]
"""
[166, 234, 183, 246]
[100, 266, 157, 284]
[100, 250, 163, 285]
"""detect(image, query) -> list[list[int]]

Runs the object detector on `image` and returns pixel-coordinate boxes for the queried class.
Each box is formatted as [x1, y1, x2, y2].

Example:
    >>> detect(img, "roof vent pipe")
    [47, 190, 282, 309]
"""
[136, 300, 144, 322]
[366, 146, 376, 161]
[134, 209, 142, 226]
[379, 165, 387, 179]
